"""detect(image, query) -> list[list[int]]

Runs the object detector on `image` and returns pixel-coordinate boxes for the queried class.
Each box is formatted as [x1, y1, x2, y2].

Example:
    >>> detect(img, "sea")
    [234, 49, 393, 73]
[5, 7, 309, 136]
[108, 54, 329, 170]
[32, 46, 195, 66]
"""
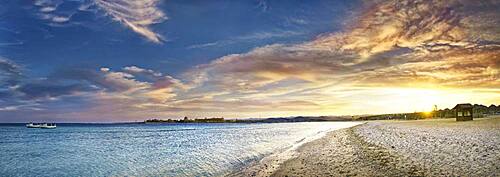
[0, 122, 360, 176]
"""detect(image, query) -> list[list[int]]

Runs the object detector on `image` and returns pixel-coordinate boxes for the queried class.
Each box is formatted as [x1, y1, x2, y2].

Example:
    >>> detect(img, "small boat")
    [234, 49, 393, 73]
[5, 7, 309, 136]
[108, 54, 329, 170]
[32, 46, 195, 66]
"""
[26, 122, 56, 129]
[26, 122, 41, 128]
[40, 123, 57, 129]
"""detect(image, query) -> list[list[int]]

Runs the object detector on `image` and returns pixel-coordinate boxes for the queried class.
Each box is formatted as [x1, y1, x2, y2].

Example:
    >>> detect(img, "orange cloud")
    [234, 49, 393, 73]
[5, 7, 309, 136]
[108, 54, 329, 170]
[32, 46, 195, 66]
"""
[167, 0, 500, 118]
[11, 0, 498, 121]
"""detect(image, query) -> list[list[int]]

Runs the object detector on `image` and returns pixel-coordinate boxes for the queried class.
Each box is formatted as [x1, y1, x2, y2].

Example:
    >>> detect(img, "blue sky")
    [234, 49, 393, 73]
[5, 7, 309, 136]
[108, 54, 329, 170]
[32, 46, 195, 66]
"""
[1, 0, 357, 76]
[0, 0, 499, 122]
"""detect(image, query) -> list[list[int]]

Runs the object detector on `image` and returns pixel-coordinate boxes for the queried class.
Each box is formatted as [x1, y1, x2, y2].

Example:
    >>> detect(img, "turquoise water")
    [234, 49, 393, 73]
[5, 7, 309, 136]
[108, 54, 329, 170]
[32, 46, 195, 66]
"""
[0, 122, 357, 176]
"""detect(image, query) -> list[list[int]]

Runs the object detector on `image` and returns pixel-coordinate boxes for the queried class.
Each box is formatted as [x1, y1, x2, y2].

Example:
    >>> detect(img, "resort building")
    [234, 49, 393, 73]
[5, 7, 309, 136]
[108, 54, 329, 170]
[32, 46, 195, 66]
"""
[453, 103, 473, 121]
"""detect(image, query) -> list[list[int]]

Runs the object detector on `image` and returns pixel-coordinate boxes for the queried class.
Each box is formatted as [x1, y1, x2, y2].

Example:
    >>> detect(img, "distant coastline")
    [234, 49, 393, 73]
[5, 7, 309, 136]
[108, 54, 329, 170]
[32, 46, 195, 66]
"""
[145, 103, 500, 124]
[143, 116, 354, 124]
[3, 103, 497, 124]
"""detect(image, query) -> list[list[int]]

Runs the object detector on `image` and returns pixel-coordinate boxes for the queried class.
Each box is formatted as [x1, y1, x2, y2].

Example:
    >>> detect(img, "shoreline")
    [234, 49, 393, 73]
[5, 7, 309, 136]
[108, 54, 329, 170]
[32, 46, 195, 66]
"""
[255, 116, 500, 176]
[227, 122, 363, 177]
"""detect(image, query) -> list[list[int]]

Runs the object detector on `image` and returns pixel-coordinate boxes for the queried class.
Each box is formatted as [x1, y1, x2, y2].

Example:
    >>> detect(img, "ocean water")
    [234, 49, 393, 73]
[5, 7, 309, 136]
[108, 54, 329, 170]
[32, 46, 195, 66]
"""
[0, 122, 359, 176]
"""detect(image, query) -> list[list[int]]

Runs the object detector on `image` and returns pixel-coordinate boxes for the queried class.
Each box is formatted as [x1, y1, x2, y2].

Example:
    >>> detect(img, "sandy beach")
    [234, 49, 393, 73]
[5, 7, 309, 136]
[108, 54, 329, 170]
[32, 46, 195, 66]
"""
[245, 116, 500, 177]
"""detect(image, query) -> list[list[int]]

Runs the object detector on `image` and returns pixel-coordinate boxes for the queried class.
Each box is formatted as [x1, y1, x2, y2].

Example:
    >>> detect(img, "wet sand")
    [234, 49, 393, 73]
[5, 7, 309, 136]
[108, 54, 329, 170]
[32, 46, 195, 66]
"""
[268, 116, 500, 176]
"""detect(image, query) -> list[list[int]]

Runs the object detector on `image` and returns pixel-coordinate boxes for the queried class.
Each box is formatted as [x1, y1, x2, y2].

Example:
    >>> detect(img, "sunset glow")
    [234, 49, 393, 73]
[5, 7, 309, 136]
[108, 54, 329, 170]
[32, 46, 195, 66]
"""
[0, 0, 499, 122]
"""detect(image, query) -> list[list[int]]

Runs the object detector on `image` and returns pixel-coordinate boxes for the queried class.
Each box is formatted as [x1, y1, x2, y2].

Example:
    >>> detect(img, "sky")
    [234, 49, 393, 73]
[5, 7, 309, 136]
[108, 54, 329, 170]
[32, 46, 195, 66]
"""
[0, 0, 499, 122]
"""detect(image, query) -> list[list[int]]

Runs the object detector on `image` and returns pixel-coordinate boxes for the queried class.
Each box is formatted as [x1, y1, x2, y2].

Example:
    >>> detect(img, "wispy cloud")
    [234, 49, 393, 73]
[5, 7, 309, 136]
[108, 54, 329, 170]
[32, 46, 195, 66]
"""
[32, 0, 168, 43]
[94, 0, 167, 43]
[39, 6, 56, 13]
[256, 0, 270, 12]
[180, 0, 500, 116]
[187, 42, 221, 49]
[235, 31, 304, 40]
[33, 0, 71, 24]
[187, 30, 303, 49]
[3, 0, 499, 121]
[190, 0, 500, 89]
[0, 41, 24, 46]
[0, 57, 22, 86]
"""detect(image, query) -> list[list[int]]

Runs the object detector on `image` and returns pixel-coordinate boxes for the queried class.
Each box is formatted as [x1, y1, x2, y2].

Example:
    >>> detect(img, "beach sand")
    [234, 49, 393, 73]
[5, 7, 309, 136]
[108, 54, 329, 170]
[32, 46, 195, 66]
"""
[266, 116, 500, 176]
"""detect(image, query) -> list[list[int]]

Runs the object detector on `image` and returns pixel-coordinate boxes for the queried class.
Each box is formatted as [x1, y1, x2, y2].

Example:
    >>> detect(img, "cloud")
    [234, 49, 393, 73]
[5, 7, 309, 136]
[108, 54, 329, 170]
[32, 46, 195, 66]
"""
[39, 6, 56, 12]
[176, 0, 500, 117]
[51, 16, 70, 23]
[235, 31, 304, 40]
[54, 66, 185, 104]
[187, 30, 304, 49]
[56, 67, 148, 93]
[256, 0, 270, 12]
[32, 0, 167, 43]
[0, 64, 186, 120]
[188, 0, 499, 90]
[0, 41, 24, 46]
[123, 66, 161, 77]
[48, 66, 189, 120]
[187, 42, 220, 49]
[94, 0, 167, 43]
[0, 57, 22, 87]
[16, 83, 92, 100]
[4, 0, 499, 121]
[33, 0, 71, 24]
[122, 66, 185, 90]
[0, 59, 96, 114]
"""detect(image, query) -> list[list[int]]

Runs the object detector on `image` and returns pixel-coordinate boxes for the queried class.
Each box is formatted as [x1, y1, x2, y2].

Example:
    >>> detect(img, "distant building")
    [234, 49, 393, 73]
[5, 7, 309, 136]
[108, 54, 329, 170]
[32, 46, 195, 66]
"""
[453, 103, 473, 121]
[194, 117, 225, 123]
